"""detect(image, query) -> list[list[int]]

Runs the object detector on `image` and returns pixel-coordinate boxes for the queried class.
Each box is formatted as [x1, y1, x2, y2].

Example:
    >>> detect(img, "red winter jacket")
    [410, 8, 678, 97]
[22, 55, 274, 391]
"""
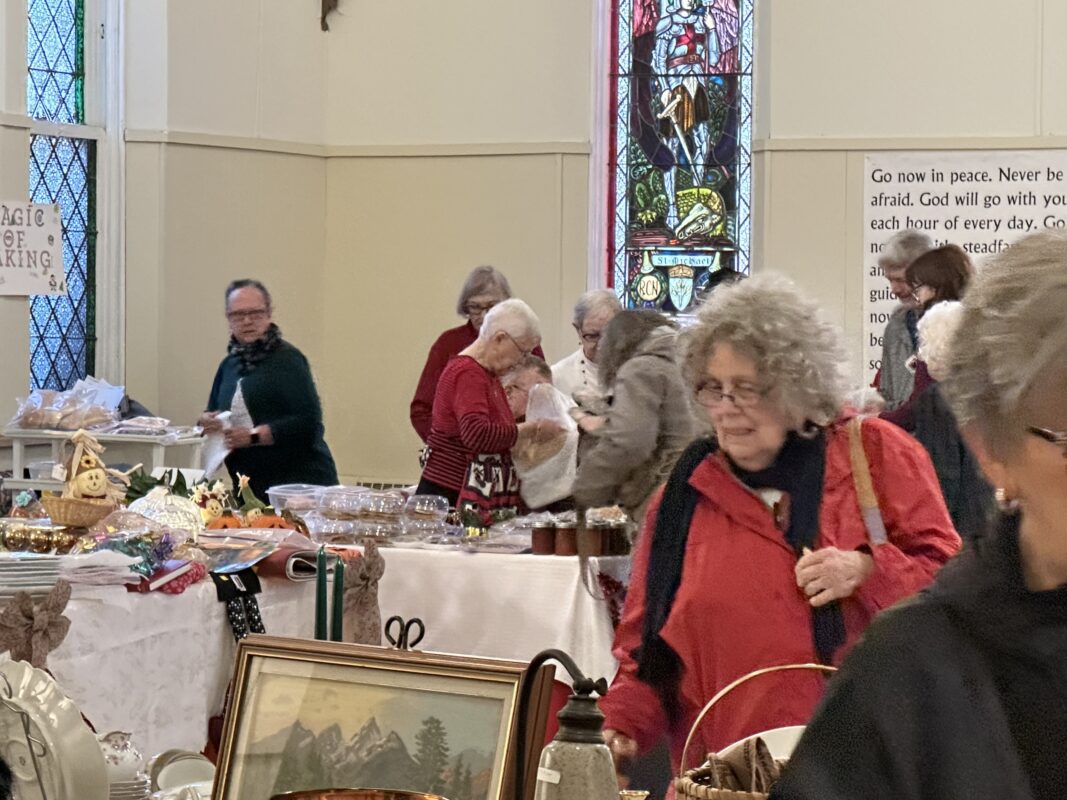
[600, 417, 961, 773]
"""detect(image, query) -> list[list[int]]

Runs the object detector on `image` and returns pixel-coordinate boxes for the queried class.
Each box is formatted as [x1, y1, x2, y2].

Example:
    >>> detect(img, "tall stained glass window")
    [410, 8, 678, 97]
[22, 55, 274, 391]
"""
[26, 0, 97, 389]
[609, 0, 753, 313]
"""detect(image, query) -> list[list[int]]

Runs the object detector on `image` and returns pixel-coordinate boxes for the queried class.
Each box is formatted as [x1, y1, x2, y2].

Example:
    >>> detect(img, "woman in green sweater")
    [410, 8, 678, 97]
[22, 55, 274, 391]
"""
[200, 280, 338, 501]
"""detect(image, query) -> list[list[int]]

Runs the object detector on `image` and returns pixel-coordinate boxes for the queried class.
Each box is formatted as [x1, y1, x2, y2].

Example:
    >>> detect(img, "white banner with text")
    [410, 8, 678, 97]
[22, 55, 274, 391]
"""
[862, 150, 1067, 382]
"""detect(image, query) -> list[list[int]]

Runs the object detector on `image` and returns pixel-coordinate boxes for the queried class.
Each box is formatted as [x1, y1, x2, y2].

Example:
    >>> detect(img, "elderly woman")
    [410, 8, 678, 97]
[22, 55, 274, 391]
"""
[416, 299, 560, 517]
[572, 310, 694, 519]
[200, 279, 337, 500]
[552, 289, 622, 403]
[773, 232, 1067, 800]
[409, 265, 543, 442]
[601, 275, 960, 778]
[876, 229, 934, 409]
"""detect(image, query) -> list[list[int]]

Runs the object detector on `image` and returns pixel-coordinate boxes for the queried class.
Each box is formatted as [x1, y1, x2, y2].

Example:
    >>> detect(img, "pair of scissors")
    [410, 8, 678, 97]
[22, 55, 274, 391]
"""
[385, 616, 425, 650]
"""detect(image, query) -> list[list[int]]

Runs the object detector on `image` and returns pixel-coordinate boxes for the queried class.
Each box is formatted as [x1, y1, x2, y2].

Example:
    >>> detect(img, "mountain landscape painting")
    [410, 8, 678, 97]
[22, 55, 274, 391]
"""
[231, 667, 510, 800]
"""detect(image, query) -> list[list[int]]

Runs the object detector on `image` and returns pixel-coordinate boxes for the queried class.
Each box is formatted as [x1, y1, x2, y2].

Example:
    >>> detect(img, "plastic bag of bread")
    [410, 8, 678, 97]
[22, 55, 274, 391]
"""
[513, 384, 578, 509]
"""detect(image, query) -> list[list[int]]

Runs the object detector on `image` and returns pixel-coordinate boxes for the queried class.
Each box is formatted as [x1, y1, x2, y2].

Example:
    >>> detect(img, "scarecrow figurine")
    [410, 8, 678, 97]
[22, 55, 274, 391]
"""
[191, 480, 231, 525]
[61, 430, 137, 504]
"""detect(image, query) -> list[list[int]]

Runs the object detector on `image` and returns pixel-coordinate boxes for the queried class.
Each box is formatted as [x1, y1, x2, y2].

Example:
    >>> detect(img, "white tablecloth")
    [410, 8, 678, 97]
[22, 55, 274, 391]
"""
[46, 550, 629, 757]
[52, 579, 316, 757]
[373, 550, 630, 683]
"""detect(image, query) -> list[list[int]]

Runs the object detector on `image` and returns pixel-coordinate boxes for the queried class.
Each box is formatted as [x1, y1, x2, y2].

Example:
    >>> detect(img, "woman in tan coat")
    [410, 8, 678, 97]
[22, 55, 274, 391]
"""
[572, 310, 695, 519]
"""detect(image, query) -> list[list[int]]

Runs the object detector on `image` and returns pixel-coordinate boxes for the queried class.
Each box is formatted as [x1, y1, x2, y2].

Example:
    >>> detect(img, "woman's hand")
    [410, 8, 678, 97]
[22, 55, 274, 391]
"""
[603, 729, 639, 788]
[517, 420, 565, 444]
[576, 413, 605, 434]
[198, 411, 223, 433]
[795, 546, 874, 607]
[224, 425, 273, 450]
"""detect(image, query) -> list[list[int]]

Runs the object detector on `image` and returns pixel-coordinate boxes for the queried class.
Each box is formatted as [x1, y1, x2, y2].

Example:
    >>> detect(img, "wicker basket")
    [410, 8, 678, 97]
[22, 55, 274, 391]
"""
[674, 664, 838, 800]
[40, 495, 115, 528]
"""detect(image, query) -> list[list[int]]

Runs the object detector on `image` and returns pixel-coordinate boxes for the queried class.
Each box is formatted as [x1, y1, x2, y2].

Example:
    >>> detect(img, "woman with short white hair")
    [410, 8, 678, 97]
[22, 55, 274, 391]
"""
[409, 265, 544, 441]
[600, 274, 960, 779]
[774, 230, 1067, 800]
[417, 299, 559, 519]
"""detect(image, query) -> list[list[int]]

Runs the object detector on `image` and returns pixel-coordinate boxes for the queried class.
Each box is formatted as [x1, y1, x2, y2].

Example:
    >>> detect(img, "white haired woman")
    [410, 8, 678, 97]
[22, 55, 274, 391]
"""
[600, 275, 961, 780]
[773, 232, 1067, 800]
[416, 299, 561, 521]
[552, 288, 622, 402]
[409, 265, 544, 441]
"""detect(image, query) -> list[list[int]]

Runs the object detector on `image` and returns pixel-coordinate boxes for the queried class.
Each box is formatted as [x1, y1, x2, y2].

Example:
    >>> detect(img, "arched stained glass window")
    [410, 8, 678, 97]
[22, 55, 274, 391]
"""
[608, 0, 753, 313]
[26, 0, 98, 389]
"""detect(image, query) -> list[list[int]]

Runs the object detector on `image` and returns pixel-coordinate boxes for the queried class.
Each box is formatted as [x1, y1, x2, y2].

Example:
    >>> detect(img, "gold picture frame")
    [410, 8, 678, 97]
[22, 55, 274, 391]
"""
[213, 635, 555, 800]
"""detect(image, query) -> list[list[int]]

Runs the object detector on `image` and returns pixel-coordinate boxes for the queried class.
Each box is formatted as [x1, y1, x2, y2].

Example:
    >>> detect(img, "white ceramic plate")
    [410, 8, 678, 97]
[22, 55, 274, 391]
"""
[156, 755, 215, 790]
[0, 660, 109, 800]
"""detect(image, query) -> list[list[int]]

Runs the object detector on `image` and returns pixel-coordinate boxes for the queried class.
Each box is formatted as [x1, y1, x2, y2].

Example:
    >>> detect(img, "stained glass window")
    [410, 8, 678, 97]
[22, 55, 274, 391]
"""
[26, 0, 97, 389]
[609, 0, 753, 313]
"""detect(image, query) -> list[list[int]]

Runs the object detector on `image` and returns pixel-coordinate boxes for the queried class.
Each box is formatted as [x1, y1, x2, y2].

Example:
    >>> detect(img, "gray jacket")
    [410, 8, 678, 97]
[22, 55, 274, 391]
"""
[879, 304, 916, 410]
[573, 327, 695, 517]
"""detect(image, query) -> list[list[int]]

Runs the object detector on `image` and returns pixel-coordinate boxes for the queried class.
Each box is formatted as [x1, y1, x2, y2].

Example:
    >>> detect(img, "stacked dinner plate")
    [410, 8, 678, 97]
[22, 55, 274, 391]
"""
[0, 552, 62, 599]
[110, 775, 151, 799]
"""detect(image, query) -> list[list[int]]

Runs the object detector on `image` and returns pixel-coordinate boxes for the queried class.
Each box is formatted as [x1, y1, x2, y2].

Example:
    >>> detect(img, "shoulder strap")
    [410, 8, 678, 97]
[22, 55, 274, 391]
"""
[847, 417, 888, 545]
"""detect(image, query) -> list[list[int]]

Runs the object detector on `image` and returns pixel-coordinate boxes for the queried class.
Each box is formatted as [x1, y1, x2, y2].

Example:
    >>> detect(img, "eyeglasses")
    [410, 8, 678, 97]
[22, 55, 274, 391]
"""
[579, 331, 602, 345]
[466, 301, 499, 316]
[227, 308, 270, 322]
[1029, 425, 1067, 451]
[503, 332, 534, 358]
[695, 382, 767, 408]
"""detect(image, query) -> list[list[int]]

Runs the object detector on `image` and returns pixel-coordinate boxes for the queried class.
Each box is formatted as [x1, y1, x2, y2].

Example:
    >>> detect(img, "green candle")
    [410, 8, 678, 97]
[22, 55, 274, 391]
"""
[330, 556, 346, 642]
[314, 545, 327, 640]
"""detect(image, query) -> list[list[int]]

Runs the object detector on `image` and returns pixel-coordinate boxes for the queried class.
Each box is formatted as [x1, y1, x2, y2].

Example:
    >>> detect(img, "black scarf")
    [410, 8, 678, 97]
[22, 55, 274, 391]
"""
[637, 431, 844, 723]
[228, 324, 282, 375]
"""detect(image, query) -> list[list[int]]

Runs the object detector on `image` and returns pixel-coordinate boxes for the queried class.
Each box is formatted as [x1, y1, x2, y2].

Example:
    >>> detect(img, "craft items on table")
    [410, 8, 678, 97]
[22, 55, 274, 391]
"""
[40, 429, 138, 528]
[0, 579, 72, 668]
[190, 480, 231, 526]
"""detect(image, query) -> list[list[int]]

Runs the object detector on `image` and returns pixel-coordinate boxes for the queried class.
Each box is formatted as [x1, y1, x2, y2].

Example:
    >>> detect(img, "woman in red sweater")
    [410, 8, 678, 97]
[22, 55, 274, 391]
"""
[416, 299, 562, 519]
[409, 266, 544, 442]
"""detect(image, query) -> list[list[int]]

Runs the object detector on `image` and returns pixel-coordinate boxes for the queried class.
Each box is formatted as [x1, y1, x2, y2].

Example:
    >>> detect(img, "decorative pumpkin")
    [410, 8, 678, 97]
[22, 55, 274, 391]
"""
[206, 510, 244, 530]
[251, 508, 293, 530]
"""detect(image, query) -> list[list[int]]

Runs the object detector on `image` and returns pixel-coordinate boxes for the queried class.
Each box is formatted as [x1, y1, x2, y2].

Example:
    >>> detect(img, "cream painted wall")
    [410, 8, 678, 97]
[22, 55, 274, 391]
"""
[0, 7, 29, 416]
[322, 153, 589, 483]
[324, 0, 593, 145]
[754, 0, 1067, 381]
[127, 144, 327, 429]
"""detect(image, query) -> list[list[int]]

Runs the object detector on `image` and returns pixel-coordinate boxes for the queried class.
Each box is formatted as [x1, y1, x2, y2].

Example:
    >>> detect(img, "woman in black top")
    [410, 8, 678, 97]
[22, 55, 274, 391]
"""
[200, 280, 337, 501]
[773, 232, 1067, 800]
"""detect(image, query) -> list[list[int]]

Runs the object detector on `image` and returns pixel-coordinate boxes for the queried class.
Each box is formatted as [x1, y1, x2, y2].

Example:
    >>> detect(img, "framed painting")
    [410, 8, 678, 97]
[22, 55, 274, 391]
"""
[213, 636, 556, 800]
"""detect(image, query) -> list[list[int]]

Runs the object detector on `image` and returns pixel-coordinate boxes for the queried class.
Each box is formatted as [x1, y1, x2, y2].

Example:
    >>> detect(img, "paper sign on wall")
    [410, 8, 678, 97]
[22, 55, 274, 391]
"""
[0, 201, 66, 296]
[861, 150, 1067, 383]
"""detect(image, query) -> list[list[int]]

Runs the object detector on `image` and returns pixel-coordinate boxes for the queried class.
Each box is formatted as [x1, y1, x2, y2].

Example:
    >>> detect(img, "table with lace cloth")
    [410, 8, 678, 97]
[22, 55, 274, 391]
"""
[42, 550, 629, 759]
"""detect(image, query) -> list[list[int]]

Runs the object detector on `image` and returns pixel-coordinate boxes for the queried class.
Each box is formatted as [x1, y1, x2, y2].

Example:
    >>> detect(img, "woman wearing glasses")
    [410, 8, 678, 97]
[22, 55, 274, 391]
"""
[409, 265, 544, 442]
[416, 299, 561, 519]
[774, 233, 1067, 799]
[600, 275, 960, 780]
[572, 309, 695, 519]
[200, 279, 337, 501]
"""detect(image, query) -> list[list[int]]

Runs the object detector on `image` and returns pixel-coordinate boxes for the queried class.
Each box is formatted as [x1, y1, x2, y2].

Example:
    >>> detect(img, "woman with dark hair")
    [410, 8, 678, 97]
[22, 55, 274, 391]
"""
[571, 309, 695, 518]
[199, 279, 338, 500]
[880, 246, 993, 540]
[905, 243, 973, 313]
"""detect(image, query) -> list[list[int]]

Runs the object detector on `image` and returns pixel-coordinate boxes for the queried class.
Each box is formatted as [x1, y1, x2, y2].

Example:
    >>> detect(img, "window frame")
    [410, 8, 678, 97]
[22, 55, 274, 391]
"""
[26, 0, 123, 387]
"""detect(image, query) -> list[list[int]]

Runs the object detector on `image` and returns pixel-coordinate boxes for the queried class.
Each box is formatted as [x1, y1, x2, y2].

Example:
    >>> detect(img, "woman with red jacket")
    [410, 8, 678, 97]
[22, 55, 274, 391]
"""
[601, 275, 961, 781]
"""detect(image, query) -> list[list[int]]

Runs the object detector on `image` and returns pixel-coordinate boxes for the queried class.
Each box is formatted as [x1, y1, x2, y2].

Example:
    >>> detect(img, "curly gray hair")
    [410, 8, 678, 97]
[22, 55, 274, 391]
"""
[680, 273, 848, 430]
[941, 231, 1067, 457]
